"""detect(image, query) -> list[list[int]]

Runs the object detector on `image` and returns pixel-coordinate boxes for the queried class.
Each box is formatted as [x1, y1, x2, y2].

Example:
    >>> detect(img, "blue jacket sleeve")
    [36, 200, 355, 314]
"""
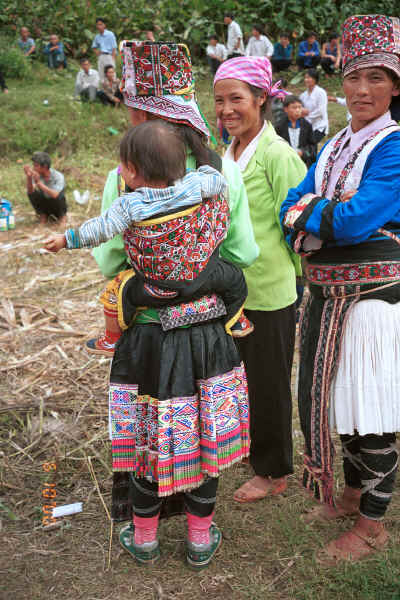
[298, 41, 306, 57]
[291, 134, 400, 246]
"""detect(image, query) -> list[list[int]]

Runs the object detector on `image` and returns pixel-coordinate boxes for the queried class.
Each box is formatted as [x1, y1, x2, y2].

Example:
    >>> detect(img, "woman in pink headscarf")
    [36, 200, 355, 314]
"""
[214, 57, 307, 502]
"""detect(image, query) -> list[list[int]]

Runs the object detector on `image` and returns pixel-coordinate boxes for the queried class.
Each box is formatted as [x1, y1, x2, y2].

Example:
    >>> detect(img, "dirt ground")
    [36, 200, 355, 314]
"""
[1, 184, 400, 600]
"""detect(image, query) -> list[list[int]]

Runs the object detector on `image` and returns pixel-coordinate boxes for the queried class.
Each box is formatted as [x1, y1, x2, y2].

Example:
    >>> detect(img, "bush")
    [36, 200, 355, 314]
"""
[0, 39, 32, 79]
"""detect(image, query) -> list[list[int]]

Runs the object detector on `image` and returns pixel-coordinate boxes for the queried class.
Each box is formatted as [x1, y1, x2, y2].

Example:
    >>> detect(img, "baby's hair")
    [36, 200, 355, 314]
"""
[120, 120, 187, 185]
[283, 94, 302, 107]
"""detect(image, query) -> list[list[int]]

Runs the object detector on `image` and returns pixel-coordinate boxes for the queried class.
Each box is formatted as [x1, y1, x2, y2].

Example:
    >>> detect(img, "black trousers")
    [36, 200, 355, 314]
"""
[238, 305, 296, 478]
[296, 56, 321, 70]
[28, 190, 67, 219]
[130, 475, 218, 518]
[97, 88, 123, 106]
[313, 129, 326, 144]
[207, 57, 221, 75]
[271, 58, 291, 72]
[341, 433, 399, 520]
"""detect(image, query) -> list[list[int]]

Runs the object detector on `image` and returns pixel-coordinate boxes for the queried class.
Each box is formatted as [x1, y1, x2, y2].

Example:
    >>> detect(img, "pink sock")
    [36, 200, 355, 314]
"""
[133, 514, 159, 545]
[186, 512, 214, 545]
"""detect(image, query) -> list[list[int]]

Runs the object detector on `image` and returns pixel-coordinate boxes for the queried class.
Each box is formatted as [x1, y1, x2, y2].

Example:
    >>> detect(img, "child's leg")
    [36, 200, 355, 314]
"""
[86, 271, 131, 356]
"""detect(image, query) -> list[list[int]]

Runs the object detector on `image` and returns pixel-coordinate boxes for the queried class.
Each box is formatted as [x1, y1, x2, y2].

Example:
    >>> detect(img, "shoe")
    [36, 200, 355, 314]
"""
[119, 523, 161, 565]
[86, 335, 115, 357]
[186, 523, 222, 570]
[231, 314, 254, 338]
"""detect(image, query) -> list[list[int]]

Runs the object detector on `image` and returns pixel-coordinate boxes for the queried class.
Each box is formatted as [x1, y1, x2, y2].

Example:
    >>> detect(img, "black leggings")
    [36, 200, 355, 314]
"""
[341, 433, 399, 520]
[130, 475, 218, 518]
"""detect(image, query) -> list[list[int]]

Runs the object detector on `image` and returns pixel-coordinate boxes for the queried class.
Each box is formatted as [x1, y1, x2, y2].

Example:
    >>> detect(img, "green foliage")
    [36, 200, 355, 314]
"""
[0, 0, 399, 60]
[0, 37, 32, 79]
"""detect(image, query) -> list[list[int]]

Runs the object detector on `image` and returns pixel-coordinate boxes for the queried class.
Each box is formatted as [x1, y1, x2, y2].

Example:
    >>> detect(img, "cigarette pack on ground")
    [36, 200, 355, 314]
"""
[52, 502, 83, 518]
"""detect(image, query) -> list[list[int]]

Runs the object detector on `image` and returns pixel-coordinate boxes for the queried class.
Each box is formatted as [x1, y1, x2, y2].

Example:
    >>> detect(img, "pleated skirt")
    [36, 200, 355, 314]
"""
[330, 299, 400, 435]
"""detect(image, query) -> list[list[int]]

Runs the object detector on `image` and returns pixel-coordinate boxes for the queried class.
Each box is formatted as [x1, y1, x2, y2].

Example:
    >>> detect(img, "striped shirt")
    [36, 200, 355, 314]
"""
[65, 165, 227, 249]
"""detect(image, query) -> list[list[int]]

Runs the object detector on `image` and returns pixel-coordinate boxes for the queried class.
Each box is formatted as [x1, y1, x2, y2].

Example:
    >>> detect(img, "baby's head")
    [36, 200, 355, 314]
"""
[120, 120, 187, 189]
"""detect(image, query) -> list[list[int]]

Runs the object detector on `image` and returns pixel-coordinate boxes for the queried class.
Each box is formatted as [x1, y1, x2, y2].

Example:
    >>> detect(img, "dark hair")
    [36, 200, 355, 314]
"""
[80, 57, 89, 64]
[210, 35, 218, 41]
[283, 94, 302, 108]
[96, 17, 105, 24]
[306, 31, 317, 39]
[329, 32, 339, 41]
[120, 120, 186, 185]
[32, 151, 51, 168]
[248, 84, 271, 121]
[174, 124, 210, 167]
[252, 24, 264, 35]
[306, 68, 319, 83]
[279, 77, 288, 88]
[224, 13, 234, 19]
[280, 32, 290, 38]
[104, 64, 114, 74]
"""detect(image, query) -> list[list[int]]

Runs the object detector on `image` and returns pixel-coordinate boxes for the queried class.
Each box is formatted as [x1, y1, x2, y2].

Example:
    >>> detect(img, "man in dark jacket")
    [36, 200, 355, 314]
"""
[275, 95, 317, 168]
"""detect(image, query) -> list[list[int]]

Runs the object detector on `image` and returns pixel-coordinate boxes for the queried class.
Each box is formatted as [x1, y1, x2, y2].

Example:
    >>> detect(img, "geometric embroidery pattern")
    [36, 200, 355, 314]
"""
[109, 362, 250, 497]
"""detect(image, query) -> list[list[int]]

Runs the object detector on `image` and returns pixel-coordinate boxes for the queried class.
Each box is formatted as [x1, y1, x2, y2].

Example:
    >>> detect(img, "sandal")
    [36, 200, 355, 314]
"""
[317, 526, 388, 565]
[119, 523, 161, 565]
[186, 523, 222, 570]
[234, 476, 287, 504]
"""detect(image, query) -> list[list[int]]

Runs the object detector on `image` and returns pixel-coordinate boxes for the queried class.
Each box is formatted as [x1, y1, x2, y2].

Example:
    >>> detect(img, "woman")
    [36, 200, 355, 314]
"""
[320, 33, 341, 76]
[280, 14, 400, 563]
[98, 65, 123, 106]
[299, 69, 329, 143]
[91, 40, 258, 569]
[214, 57, 307, 502]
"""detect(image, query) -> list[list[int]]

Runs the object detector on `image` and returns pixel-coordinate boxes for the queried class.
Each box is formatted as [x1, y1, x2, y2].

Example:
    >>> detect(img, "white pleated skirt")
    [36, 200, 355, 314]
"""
[330, 299, 400, 435]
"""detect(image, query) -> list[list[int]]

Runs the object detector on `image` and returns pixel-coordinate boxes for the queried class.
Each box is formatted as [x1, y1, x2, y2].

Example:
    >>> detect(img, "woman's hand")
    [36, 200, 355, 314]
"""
[340, 189, 357, 203]
[43, 234, 67, 253]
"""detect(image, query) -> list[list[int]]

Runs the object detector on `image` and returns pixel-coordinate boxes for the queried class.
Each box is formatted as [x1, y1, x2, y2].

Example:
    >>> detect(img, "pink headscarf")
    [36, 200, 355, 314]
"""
[213, 56, 288, 98]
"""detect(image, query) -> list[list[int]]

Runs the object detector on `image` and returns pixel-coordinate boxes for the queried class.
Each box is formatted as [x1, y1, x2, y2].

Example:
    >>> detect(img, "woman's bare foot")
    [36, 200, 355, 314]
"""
[304, 486, 361, 523]
[234, 475, 287, 503]
[318, 516, 389, 564]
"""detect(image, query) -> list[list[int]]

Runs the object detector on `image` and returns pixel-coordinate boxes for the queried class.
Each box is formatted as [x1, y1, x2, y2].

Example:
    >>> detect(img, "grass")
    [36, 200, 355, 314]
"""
[1, 60, 399, 600]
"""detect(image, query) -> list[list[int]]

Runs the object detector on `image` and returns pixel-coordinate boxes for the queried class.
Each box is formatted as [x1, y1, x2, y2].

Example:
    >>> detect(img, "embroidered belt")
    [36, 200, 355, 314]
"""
[307, 261, 400, 286]
[158, 293, 226, 331]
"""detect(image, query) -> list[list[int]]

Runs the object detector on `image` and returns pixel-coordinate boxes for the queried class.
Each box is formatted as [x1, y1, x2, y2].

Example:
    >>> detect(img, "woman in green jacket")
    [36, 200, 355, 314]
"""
[214, 56, 307, 502]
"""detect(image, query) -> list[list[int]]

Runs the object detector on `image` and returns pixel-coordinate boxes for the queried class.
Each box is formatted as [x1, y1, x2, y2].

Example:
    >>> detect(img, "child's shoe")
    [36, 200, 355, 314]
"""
[119, 523, 160, 565]
[231, 313, 254, 338]
[86, 334, 116, 357]
[186, 523, 222, 570]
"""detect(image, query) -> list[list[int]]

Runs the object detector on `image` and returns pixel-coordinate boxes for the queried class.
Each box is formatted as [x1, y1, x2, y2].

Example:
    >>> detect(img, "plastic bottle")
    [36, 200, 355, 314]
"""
[0, 199, 9, 231]
[8, 209, 15, 230]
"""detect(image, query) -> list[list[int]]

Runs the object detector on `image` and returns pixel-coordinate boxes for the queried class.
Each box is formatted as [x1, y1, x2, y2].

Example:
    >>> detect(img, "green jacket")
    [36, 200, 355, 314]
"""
[241, 123, 306, 311]
[92, 152, 259, 278]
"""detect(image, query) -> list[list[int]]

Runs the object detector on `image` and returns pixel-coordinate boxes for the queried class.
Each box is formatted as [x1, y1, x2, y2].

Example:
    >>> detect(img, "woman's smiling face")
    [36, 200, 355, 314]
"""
[214, 79, 266, 138]
[343, 67, 400, 131]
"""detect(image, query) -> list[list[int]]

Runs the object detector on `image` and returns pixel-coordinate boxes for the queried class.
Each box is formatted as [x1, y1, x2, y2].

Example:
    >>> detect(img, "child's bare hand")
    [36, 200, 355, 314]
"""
[340, 189, 357, 203]
[43, 233, 67, 253]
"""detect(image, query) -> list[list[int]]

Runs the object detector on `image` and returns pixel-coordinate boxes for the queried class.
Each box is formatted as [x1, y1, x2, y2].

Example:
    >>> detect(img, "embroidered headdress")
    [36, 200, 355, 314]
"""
[120, 40, 209, 137]
[342, 15, 400, 78]
[213, 56, 288, 98]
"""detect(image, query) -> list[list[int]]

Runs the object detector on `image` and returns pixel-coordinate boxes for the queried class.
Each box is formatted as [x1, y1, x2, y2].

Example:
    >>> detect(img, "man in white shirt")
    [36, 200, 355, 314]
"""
[224, 13, 244, 58]
[75, 58, 100, 102]
[299, 68, 329, 143]
[206, 35, 227, 74]
[246, 25, 273, 57]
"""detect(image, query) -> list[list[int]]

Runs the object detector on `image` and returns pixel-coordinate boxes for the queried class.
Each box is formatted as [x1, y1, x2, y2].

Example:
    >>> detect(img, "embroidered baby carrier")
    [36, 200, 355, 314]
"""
[299, 123, 400, 506]
[122, 194, 229, 291]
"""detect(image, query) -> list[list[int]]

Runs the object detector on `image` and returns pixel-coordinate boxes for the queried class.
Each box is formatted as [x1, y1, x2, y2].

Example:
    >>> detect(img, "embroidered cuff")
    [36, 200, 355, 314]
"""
[65, 228, 81, 249]
[283, 193, 322, 235]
